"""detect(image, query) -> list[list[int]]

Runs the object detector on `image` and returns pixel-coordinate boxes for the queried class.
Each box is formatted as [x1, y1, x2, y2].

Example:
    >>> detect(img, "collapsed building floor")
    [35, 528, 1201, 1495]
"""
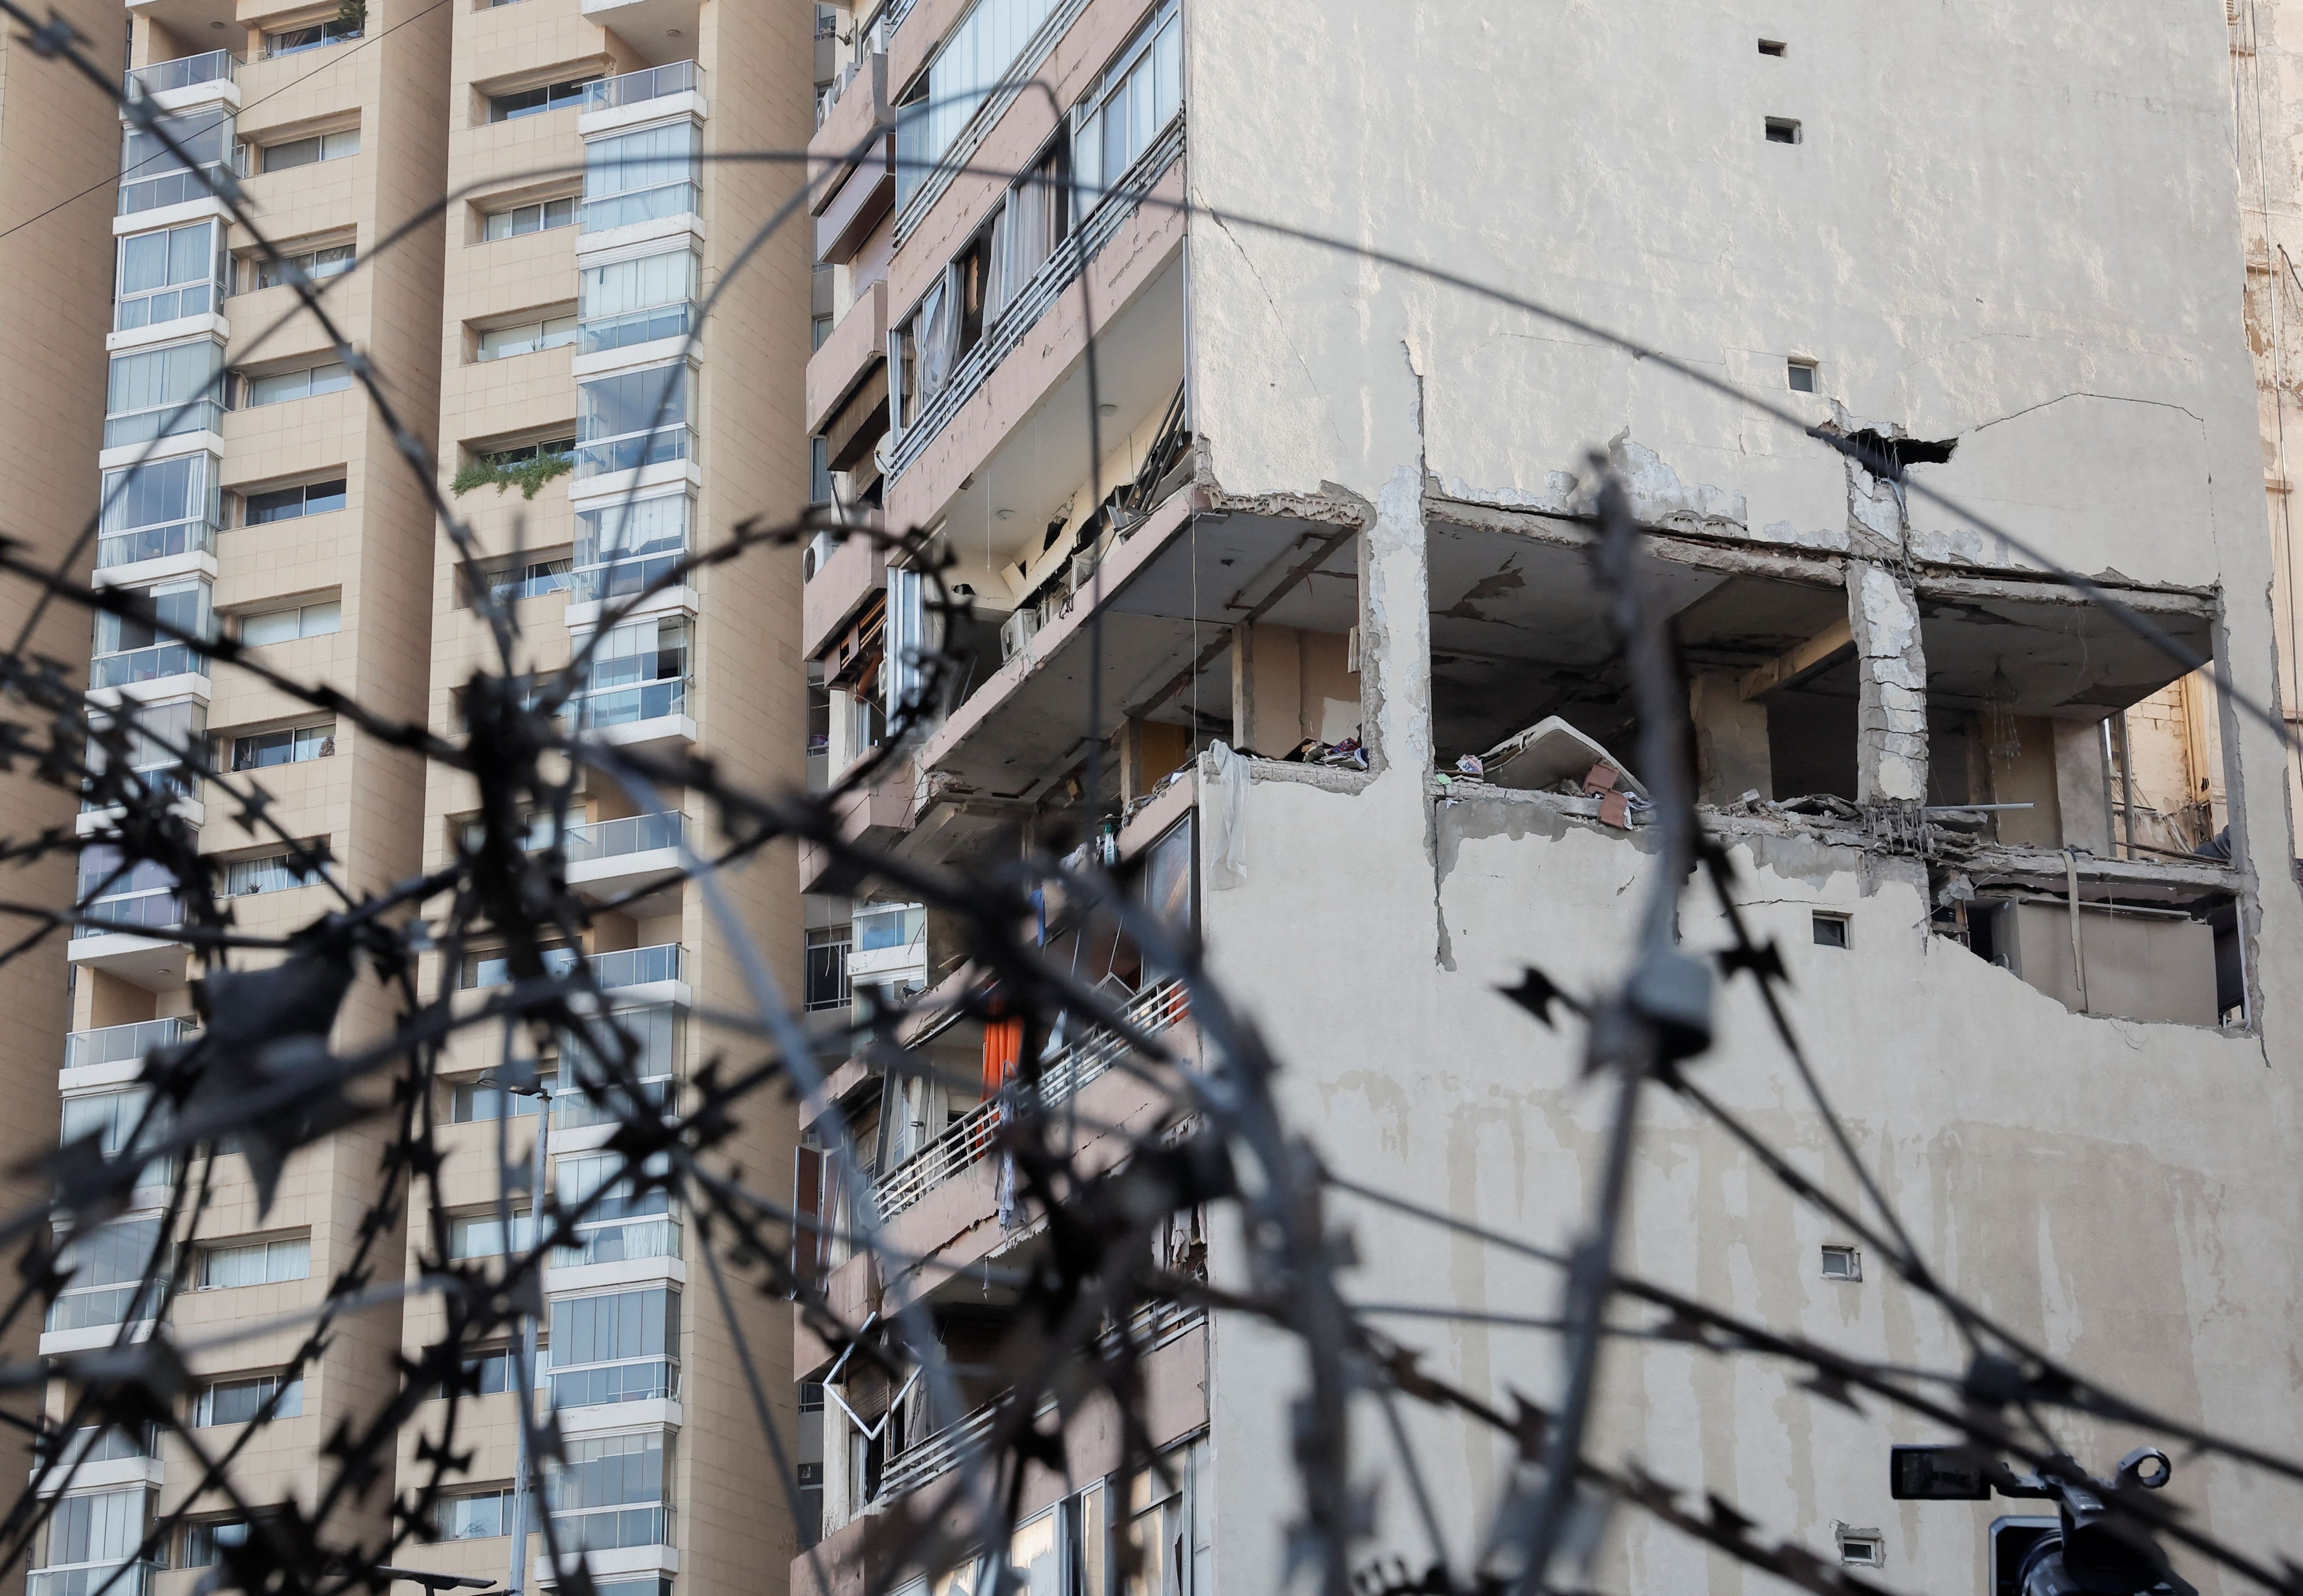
[1425, 505, 2243, 1029]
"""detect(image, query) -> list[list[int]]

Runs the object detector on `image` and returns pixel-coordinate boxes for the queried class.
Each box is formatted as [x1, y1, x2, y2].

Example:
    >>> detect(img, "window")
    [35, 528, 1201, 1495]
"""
[447, 1209, 534, 1260]
[221, 849, 326, 897]
[433, 1489, 514, 1541]
[576, 362, 691, 477]
[1788, 358, 1818, 392]
[115, 219, 222, 330]
[557, 1004, 683, 1129]
[554, 1150, 678, 1267]
[246, 243, 354, 293]
[120, 107, 234, 213]
[547, 1432, 670, 1551]
[35, 1489, 148, 1588]
[1812, 911, 1848, 948]
[1759, 38, 1787, 55]
[428, 1346, 544, 1399]
[855, 901, 923, 953]
[264, 18, 360, 57]
[1765, 117, 1801, 144]
[447, 1077, 544, 1123]
[457, 944, 576, 990]
[1837, 1530, 1884, 1567]
[894, 0, 1063, 211]
[244, 478, 347, 525]
[243, 361, 351, 407]
[240, 599, 341, 646]
[1072, 0, 1180, 202]
[573, 616, 690, 729]
[98, 454, 220, 568]
[60, 1089, 173, 1189]
[46, 1217, 165, 1332]
[812, 313, 831, 349]
[1820, 1244, 1862, 1281]
[548, 1286, 678, 1408]
[104, 339, 225, 446]
[191, 1373, 302, 1427]
[477, 315, 578, 361]
[84, 701, 204, 809]
[489, 76, 597, 121]
[230, 722, 335, 771]
[805, 925, 850, 1011]
[466, 557, 573, 606]
[197, 1236, 310, 1288]
[482, 195, 577, 240]
[580, 121, 700, 231]
[577, 249, 696, 353]
[259, 128, 360, 172]
[178, 1519, 248, 1570]
[90, 577, 212, 686]
[573, 492, 689, 602]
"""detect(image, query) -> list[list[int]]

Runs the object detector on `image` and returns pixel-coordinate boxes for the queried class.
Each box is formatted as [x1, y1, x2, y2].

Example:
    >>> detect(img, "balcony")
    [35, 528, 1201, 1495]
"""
[563, 812, 689, 914]
[65, 1017, 193, 1073]
[577, 301, 693, 357]
[123, 49, 236, 101]
[869, 976, 1189, 1223]
[580, 180, 700, 235]
[461, 941, 685, 992]
[29, 1561, 157, 1596]
[570, 677, 691, 743]
[101, 396, 225, 450]
[89, 643, 206, 690]
[579, 59, 698, 115]
[98, 517, 216, 572]
[574, 424, 695, 480]
[117, 163, 229, 217]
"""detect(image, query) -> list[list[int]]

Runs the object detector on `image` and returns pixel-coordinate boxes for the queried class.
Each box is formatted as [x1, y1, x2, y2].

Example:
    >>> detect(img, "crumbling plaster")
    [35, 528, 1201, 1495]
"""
[1180, 0, 2303, 1590]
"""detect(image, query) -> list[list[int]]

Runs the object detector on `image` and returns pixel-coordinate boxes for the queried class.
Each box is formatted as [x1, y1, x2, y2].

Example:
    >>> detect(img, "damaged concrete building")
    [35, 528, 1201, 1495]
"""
[795, 0, 2303, 1591]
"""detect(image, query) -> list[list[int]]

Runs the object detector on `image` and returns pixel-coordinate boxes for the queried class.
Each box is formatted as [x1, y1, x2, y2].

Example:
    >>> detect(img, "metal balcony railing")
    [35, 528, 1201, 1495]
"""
[66, 1017, 194, 1071]
[124, 50, 237, 99]
[564, 811, 688, 863]
[579, 60, 698, 113]
[868, 976, 1190, 1223]
[875, 1398, 1000, 1503]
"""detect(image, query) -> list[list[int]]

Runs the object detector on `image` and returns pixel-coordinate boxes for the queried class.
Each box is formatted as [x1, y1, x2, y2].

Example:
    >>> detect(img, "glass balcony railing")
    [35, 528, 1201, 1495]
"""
[563, 811, 687, 864]
[576, 302, 693, 357]
[571, 677, 689, 731]
[74, 892, 186, 939]
[573, 426, 694, 480]
[66, 1017, 194, 1071]
[89, 643, 205, 689]
[124, 50, 238, 99]
[553, 1216, 681, 1268]
[579, 180, 699, 234]
[99, 518, 216, 571]
[549, 1356, 678, 1408]
[572, 548, 688, 603]
[44, 1280, 162, 1332]
[102, 398, 225, 450]
[118, 164, 230, 217]
[579, 60, 698, 113]
[590, 943, 684, 988]
[30, 1562, 157, 1596]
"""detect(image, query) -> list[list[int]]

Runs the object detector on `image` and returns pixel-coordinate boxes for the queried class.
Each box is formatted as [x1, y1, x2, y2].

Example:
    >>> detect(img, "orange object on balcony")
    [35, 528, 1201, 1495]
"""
[980, 1014, 1023, 1100]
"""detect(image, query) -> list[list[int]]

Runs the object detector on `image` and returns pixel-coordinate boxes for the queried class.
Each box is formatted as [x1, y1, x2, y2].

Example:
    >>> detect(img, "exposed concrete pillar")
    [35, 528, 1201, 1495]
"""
[2053, 718, 2115, 854]
[1363, 467, 1432, 778]
[1847, 561, 1929, 808]
[1689, 674, 1773, 803]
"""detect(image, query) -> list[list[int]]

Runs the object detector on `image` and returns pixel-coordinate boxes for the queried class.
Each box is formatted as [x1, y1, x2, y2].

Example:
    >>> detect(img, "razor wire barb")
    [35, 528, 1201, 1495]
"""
[0, 12, 2297, 1596]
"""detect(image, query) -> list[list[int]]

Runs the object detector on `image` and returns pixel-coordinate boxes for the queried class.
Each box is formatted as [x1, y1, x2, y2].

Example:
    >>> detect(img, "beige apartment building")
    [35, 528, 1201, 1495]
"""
[31, 0, 818, 1590]
[793, 1, 2303, 1593]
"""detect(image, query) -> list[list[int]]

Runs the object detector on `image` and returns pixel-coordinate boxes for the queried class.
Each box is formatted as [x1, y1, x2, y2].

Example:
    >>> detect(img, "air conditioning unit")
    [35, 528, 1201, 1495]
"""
[1000, 607, 1040, 661]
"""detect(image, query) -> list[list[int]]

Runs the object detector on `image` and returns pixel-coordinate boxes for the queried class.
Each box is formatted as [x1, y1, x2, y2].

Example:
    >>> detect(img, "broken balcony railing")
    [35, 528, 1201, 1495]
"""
[867, 975, 1190, 1223]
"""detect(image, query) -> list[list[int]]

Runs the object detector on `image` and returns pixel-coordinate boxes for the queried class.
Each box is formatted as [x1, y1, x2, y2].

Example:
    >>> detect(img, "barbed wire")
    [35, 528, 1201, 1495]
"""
[0, 12, 2296, 1596]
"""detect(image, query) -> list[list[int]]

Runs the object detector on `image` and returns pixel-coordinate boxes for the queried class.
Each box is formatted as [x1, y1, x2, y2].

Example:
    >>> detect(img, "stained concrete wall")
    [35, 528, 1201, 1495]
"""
[1179, 2, 2302, 1592]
